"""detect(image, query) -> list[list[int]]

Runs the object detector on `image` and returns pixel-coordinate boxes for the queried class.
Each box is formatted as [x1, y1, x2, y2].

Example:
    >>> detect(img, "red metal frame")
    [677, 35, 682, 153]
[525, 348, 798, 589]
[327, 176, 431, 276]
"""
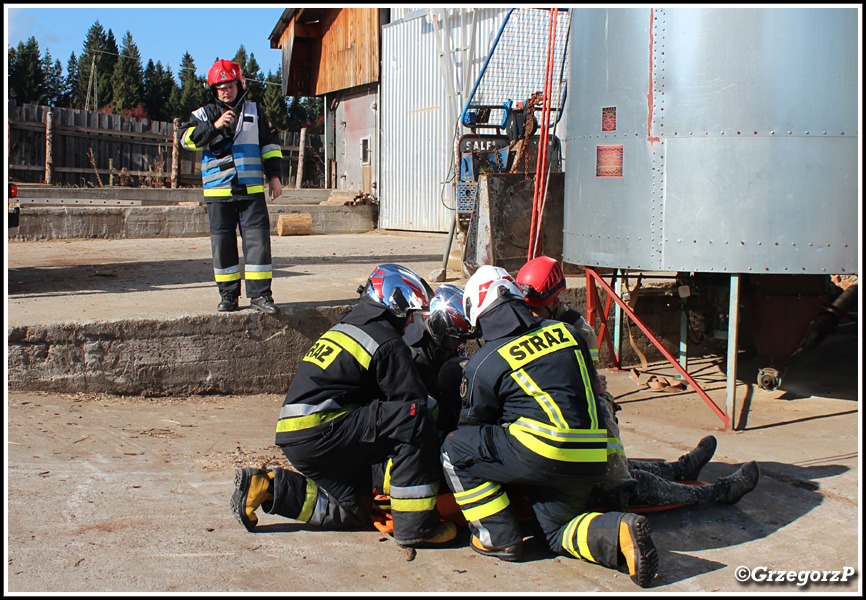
[585, 268, 729, 428]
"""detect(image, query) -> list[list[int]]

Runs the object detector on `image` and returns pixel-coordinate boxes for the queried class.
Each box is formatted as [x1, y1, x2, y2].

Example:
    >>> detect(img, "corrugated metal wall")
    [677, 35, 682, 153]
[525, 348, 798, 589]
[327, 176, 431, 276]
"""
[380, 9, 509, 232]
[381, 8, 572, 232]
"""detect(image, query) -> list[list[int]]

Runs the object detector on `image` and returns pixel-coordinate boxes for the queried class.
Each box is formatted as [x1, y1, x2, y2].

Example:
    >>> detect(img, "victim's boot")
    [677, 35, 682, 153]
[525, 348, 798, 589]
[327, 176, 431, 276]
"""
[674, 435, 718, 481]
[714, 461, 761, 504]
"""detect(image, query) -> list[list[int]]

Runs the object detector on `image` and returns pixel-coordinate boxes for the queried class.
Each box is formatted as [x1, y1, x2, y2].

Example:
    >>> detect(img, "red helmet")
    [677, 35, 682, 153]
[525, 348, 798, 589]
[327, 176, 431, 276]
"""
[516, 256, 566, 308]
[207, 59, 245, 92]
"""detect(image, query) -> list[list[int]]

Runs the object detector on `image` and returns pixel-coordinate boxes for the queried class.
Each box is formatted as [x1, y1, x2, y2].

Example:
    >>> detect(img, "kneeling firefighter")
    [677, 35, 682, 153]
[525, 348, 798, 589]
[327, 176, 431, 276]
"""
[231, 264, 456, 548]
[440, 265, 659, 587]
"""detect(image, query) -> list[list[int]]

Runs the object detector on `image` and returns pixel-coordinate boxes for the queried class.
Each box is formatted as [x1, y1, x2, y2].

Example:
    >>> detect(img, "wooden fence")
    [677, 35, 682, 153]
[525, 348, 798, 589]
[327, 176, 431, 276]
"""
[7, 100, 324, 189]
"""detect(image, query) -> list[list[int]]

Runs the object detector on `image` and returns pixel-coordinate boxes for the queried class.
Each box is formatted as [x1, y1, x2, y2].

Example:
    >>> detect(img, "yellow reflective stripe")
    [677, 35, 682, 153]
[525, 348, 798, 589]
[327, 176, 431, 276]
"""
[453, 482, 499, 506]
[275, 406, 354, 432]
[383, 459, 393, 496]
[321, 330, 373, 370]
[215, 272, 242, 282]
[563, 513, 585, 559]
[509, 426, 608, 463]
[244, 270, 272, 280]
[461, 492, 510, 522]
[296, 478, 319, 523]
[511, 369, 568, 429]
[498, 322, 579, 370]
[262, 149, 282, 160]
[589, 348, 599, 363]
[510, 419, 608, 441]
[574, 350, 599, 429]
[390, 496, 437, 513]
[576, 512, 602, 563]
[203, 188, 232, 197]
[182, 127, 204, 151]
[246, 185, 264, 195]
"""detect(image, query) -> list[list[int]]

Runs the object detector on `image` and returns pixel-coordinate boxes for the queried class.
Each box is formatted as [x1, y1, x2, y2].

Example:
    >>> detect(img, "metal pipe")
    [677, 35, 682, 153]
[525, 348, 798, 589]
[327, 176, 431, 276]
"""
[587, 268, 729, 427]
[725, 274, 741, 431]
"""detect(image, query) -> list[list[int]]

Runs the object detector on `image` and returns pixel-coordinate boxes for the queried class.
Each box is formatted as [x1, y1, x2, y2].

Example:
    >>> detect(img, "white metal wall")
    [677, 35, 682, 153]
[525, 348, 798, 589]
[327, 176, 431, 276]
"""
[380, 8, 509, 232]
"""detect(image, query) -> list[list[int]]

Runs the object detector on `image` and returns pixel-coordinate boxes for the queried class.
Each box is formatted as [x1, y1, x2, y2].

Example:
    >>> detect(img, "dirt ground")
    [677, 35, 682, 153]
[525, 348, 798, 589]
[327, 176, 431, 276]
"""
[4, 231, 862, 595]
[5, 330, 861, 595]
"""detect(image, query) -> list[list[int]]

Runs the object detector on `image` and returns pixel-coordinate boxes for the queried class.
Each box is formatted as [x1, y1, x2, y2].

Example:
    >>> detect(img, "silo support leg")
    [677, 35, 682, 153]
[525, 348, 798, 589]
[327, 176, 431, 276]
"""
[725, 274, 742, 431]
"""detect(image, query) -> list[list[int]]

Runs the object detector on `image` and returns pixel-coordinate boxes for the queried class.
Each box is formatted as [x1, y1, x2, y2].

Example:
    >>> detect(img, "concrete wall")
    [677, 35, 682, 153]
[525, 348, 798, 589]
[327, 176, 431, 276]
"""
[7, 304, 352, 397]
[6, 282, 701, 397]
[8, 204, 374, 241]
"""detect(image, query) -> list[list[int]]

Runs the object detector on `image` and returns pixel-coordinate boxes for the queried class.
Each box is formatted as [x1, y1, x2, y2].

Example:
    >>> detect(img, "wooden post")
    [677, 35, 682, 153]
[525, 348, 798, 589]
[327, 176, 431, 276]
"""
[171, 118, 181, 189]
[295, 127, 307, 189]
[44, 109, 54, 185]
[109, 158, 114, 187]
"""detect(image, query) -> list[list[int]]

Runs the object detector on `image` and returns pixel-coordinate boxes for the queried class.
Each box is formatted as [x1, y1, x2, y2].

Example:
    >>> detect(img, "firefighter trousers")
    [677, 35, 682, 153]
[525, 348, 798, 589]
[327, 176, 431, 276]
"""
[205, 197, 273, 299]
[441, 423, 629, 570]
[267, 400, 443, 545]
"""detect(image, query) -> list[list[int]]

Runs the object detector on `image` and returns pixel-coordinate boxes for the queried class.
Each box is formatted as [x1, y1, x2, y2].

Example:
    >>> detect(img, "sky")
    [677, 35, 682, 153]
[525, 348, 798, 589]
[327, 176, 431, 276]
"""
[5, 4, 287, 83]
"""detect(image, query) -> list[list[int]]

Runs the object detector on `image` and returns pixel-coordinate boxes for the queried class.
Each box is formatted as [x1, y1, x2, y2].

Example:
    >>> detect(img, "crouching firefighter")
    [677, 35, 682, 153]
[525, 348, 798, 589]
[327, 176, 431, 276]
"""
[440, 266, 660, 587]
[231, 264, 457, 548]
[180, 58, 283, 314]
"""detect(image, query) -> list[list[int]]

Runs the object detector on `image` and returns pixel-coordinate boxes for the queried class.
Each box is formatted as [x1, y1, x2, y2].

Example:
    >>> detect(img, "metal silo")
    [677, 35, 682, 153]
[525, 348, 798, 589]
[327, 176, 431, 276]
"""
[562, 7, 859, 424]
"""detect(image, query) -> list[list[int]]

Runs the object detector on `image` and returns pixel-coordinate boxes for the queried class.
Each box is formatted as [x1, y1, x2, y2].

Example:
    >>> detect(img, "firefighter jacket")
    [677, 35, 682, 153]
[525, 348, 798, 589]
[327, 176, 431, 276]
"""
[459, 300, 608, 477]
[554, 301, 599, 364]
[275, 301, 429, 446]
[181, 99, 283, 202]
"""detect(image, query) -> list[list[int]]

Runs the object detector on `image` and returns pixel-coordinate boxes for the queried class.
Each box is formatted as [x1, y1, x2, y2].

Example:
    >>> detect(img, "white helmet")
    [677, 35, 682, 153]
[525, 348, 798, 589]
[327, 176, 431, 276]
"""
[359, 264, 433, 318]
[463, 265, 525, 327]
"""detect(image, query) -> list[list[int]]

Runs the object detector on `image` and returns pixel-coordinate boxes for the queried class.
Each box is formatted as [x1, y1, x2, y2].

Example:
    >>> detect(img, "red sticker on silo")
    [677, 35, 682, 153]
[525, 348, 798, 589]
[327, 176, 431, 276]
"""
[602, 107, 616, 131]
[596, 146, 623, 177]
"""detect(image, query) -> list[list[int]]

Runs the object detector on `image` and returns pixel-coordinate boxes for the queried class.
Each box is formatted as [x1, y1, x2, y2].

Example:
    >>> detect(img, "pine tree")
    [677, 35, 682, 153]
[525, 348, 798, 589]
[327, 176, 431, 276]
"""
[171, 52, 208, 120]
[10, 38, 45, 104]
[245, 53, 264, 104]
[232, 46, 248, 73]
[144, 60, 178, 122]
[110, 31, 144, 115]
[262, 67, 288, 131]
[7, 45, 18, 100]
[285, 96, 307, 132]
[100, 29, 119, 107]
[77, 21, 107, 109]
[63, 52, 79, 107]
[301, 96, 324, 133]
[41, 50, 65, 107]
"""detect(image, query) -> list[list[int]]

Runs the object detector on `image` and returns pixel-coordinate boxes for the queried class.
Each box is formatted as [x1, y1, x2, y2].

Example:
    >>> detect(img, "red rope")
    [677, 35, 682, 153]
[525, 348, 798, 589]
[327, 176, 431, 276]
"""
[528, 9, 559, 260]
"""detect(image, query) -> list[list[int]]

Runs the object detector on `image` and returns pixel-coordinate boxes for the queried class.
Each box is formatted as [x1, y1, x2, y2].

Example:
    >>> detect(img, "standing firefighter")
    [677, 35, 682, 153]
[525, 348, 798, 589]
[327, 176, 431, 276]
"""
[441, 265, 659, 587]
[231, 264, 457, 549]
[181, 59, 283, 314]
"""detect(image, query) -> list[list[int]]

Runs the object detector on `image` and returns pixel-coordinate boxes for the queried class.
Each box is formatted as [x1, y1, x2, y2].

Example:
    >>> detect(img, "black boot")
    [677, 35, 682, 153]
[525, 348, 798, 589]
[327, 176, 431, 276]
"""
[230, 468, 274, 531]
[250, 293, 280, 314]
[676, 435, 717, 481]
[714, 461, 761, 504]
[218, 295, 239, 312]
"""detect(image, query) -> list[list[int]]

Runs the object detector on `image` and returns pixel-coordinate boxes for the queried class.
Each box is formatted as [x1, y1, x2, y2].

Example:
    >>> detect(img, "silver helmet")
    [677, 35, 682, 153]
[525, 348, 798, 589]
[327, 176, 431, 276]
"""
[423, 284, 476, 344]
[359, 264, 433, 318]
